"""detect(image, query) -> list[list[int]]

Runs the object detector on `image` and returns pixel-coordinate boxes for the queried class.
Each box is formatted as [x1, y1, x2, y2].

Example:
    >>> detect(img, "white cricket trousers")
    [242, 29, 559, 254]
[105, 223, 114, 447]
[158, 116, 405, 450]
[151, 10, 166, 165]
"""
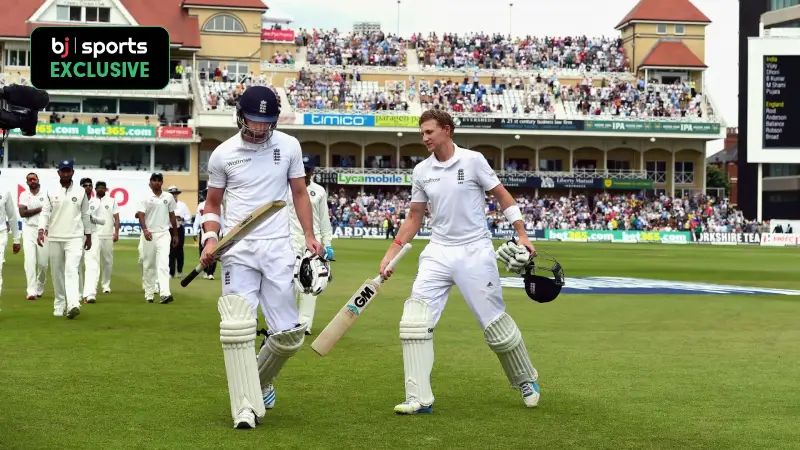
[411, 239, 506, 329]
[0, 233, 6, 295]
[49, 238, 84, 314]
[141, 231, 171, 298]
[221, 238, 298, 331]
[83, 238, 113, 297]
[22, 225, 48, 297]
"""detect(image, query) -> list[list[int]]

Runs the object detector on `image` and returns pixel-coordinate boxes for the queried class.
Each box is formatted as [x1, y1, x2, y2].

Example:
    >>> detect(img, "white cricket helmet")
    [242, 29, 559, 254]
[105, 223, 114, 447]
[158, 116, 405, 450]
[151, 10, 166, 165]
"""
[293, 250, 330, 295]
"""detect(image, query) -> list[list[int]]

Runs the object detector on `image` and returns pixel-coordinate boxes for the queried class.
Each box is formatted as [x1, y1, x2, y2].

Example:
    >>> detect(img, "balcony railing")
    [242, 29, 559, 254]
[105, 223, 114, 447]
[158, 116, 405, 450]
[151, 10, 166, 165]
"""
[315, 166, 648, 179]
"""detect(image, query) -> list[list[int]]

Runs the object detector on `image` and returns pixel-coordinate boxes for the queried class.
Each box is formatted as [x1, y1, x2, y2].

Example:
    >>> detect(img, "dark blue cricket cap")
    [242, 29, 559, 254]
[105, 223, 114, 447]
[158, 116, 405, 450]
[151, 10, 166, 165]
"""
[57, 160, 74, 170]
[238, 86, 280, 123]
[302, 154, 316, 171]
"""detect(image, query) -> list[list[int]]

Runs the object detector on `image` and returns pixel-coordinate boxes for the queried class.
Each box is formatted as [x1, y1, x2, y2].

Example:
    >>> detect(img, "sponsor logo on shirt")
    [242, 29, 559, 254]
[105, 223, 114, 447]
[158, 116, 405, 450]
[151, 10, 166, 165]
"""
[71, 197, 77, 202]
[419, 177, 440, 185]
[225, 157, 252, 169]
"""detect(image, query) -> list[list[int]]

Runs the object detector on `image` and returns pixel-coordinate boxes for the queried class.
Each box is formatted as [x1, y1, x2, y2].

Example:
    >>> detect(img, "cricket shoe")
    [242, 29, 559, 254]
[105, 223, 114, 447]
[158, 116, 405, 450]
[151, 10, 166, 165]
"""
[394, 400, 433, 415]
[207, 274, 215, 280]
[263, 384, 276, 409]
[159, 295, 174, 304]
[520, 381, 540, 408]
[86, 296, 96, 304]
[102, 289, 111, 294]
[26, 295, 36, 301]
[233, 408, 257, 429]
[66, 306, 80, 319]
[145, 296, 154, 303]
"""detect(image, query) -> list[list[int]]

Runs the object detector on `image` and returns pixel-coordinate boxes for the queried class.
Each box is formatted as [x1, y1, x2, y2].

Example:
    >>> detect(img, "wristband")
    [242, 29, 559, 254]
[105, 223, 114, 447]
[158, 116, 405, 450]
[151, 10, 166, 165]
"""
[503, 205, 523, 224]
[393, 239, 403, 247]
[202, 213, 221, 225]
[201, 231, 219, 245]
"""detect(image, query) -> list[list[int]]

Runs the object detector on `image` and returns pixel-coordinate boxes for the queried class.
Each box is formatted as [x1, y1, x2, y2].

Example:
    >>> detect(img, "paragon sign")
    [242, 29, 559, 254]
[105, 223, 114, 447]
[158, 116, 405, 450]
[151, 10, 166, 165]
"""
[30, 26, 170, 90]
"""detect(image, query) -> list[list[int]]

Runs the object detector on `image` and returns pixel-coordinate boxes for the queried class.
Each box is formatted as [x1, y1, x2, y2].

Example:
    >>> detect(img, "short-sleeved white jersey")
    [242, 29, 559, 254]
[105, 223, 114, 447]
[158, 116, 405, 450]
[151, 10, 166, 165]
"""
[92, 195, 119, 238]
[287, 180, 332, 246]
[137, 191, 175, 233]
[207, 130, 305, 240]
[19, 190, 46, 227]
[411, 146, 500, 245]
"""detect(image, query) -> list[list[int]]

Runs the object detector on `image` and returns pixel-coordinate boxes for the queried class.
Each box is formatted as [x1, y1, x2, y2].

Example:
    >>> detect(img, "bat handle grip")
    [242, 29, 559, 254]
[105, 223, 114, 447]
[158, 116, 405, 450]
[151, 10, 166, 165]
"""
[385, 243, 412, 273]
[180, 264, 204, 287]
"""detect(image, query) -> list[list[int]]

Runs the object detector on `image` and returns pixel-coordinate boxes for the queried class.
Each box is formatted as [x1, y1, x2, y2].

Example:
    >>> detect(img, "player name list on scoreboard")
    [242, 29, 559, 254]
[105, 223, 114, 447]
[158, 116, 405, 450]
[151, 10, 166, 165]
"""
[763, 55, 800, 149]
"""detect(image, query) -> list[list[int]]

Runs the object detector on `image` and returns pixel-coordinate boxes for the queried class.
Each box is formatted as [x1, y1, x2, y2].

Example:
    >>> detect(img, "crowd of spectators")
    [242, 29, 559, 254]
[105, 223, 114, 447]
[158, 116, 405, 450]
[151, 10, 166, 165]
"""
[326, 190, 760, 235]
[414, 33, 627, 72]
[306, 29, 407, 66]
[285, 69, 409, 111]
[201, 74, 272, 112]
[563, 77, 705, 119]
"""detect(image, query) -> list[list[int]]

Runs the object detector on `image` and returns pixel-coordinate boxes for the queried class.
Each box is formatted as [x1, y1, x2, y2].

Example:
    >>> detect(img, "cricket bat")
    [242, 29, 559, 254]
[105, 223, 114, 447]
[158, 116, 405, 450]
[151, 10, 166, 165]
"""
[311, 243, 412, 356]
[180, 200, 286, 287]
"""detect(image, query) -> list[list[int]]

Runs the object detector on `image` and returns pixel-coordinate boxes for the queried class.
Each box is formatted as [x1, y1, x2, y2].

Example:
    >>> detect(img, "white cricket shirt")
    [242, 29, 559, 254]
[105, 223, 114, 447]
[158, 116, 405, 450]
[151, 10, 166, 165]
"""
[137, 191, 176, 233]
[207, 130, 305, 240]
[0, 190, 21, 243]
[287, 180, 332, 246]
[411, 146, 500, 245]
[19, 190, 46, 227]
[174, 200, 191, 223]
[39, 182, 91, 241]
[92, 195, 119, 238]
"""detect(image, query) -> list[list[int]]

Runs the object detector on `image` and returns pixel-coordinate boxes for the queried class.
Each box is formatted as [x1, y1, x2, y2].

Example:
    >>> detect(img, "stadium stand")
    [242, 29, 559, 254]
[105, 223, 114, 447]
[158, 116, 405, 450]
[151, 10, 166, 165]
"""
[306, 29, 407, 67]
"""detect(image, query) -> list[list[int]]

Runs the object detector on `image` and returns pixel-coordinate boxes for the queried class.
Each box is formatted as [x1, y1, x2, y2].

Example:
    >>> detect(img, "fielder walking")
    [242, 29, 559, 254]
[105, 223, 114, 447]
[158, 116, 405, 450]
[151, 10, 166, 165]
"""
[38, 160, 92, 319]
[167, 185, 191, 278]
[18, 172, 48, 300]
[0, 177, 22, 299]
[380, 110, 541, 414]
[83, 181, 119, 301]
[136, 173, 178, 304]
[288, 155, 333, 335]
[200, 85, 323, 429]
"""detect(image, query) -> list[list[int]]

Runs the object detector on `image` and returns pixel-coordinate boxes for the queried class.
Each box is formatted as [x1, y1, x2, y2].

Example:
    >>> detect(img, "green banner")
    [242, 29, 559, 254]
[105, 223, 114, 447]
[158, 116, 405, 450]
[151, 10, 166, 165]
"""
[601, 178, 654, 190]
[545, 229, 691, 243]
[337, 173, 413, 185]
[10, 123, 156, 138]
[374, 115, 418, 128]
[584, 120, 720, 134]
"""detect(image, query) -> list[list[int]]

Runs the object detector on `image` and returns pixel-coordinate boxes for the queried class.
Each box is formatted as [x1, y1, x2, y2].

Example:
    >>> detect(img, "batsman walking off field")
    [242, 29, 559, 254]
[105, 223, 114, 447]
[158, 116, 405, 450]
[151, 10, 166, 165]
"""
[380, 110, 541, 414]
[201, 85, 323, 429]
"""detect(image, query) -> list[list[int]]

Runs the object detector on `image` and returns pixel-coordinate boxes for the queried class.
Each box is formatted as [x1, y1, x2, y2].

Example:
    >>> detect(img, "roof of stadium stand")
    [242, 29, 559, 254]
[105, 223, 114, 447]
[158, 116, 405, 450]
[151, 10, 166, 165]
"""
[0, 0, 266, 47]
[615, 0, 711, 29]
[640, 40, 707, 68]
[181, 0, 267, 9]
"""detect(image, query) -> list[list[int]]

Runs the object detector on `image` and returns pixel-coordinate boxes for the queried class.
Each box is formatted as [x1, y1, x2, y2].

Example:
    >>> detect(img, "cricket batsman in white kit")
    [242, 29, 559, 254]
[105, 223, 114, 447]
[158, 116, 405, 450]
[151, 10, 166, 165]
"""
[136, 172, 179, 304]
[200, 86, 324, 429]
[0, 176, 22, 299]
[288, 155, 333, 335]
[380, 110, 541, 414]
[19, 172, 48, 300]
[38, 160, 92, 319]
[83, 181, 120, 301]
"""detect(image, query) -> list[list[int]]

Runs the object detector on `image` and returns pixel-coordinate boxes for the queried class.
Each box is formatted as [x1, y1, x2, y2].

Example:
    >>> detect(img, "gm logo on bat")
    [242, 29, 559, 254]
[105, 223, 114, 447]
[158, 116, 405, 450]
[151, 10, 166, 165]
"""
[351, 285, 376, 312]
[30, 26, 170, 90]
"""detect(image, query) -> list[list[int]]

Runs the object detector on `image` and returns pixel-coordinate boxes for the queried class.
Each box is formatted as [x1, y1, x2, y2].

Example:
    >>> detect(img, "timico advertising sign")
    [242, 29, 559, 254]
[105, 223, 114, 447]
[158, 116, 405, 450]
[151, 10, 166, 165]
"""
[30, 26, 170, 90]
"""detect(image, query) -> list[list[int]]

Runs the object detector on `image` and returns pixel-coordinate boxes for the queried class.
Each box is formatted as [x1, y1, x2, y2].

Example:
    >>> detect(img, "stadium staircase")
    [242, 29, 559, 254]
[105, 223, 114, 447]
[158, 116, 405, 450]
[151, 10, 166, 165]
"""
[295, 46, 308, 66]
[405, 48, 419, 71]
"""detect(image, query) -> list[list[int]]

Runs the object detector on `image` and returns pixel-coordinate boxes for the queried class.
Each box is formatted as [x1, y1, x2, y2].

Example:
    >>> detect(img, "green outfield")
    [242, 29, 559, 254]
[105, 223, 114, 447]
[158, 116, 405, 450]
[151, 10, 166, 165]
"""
[0, 239, 798, 449]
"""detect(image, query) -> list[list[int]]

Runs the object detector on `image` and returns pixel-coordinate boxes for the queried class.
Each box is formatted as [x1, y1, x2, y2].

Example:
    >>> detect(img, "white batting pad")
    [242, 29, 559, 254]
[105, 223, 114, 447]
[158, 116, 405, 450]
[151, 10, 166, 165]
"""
[399, 298, 435, 406]
[484, 313, 538, 387]
[297, 293, 317, 332]
[257, 323, 305, 387]
[218, 294, 266, 422]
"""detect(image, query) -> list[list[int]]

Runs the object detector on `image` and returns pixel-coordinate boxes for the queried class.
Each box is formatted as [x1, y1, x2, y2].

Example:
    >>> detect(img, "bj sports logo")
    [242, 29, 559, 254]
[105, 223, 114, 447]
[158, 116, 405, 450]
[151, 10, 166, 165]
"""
[31, 26, 169, 90]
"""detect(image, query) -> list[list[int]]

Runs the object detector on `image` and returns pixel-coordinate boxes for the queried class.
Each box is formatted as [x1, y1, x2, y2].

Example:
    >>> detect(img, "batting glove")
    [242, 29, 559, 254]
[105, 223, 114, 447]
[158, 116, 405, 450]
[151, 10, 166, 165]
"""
[324, 245, 335, 261]
[496, 241, 531, 273]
